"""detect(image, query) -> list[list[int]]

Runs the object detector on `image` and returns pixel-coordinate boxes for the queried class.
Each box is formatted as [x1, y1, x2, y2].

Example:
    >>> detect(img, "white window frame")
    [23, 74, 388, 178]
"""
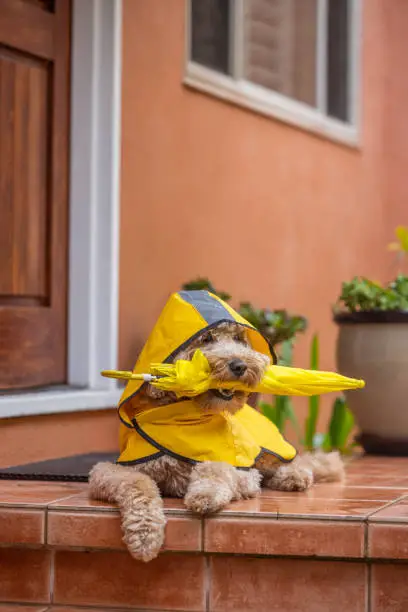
[0, 0, 122, 418]
[184, 0, 362, 147]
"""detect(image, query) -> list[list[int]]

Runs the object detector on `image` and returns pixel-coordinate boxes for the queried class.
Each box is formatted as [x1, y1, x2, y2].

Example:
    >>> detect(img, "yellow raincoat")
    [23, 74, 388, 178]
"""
[117, 290, 297, 468]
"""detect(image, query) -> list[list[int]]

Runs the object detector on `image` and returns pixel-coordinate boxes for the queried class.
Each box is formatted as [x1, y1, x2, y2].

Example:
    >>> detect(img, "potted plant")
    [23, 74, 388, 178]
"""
[333, 226, 408, 455]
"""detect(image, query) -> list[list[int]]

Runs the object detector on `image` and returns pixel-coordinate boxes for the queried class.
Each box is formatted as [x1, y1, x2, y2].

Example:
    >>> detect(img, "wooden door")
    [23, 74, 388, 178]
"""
[0, 0, 71, 390]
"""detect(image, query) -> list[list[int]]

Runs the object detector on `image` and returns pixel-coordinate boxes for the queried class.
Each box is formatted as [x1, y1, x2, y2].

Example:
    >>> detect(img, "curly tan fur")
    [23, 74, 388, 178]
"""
[185, 462, 262, 514]
[296, 450, 345, 484]
[89, 462, 166, 562]
[89, 322, 344, 562]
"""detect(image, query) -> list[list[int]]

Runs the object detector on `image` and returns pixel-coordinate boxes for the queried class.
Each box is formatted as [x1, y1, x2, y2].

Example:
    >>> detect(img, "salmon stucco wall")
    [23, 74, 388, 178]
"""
[118, 0, 407, 439]
[382, 1, 408, 243]
[119, 0, 405, 372]
[0, 410, 118, 468]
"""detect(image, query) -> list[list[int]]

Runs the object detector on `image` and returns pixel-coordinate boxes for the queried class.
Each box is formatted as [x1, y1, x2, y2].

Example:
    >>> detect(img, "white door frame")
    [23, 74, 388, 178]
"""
[0, 0, 122, 418]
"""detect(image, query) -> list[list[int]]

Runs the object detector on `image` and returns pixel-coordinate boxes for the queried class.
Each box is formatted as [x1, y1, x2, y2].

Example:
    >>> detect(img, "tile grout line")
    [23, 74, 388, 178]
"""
[201, 516, 205, 553]
[47, 490, 93, 507]
[364, 495, 408, 565]
[0, 489, 90, 511]
[44, 506, 49, 547]
[366, 561, 372, 611]
[0, 602, 40, 608]
[204, 553, 211, 612]
[364, 519, 369, 558]
[0, 603, 195, 612]
[49, 548, 55, 605]
[366, 494, 408, 521]
[202, 517, 211, 611]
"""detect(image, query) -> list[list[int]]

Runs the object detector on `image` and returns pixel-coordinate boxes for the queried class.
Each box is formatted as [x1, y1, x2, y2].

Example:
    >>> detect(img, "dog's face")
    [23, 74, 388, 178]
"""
[174, 322, 270, 413]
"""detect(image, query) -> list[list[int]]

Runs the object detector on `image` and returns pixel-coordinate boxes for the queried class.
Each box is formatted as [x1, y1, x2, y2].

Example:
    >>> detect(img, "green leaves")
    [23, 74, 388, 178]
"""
[389, 275, 408, 301]
[335, 276, 408, 313]
[278, 339, 294, 367]
[335, 227, 408, 313]
[310, 397, 356, 454]
[304, 334, 320, 451]
[181, 278, 232, 303]
[238, 305, 307, 348]
[388, 225, 408, 253]
[238, 303, 268, 330]
[328, 397, 355, 452]
[260, 396, 300, 438]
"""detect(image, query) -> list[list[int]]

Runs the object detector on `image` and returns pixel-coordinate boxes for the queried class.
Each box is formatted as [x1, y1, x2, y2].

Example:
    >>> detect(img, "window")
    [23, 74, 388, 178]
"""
[186, 0, 361, 144]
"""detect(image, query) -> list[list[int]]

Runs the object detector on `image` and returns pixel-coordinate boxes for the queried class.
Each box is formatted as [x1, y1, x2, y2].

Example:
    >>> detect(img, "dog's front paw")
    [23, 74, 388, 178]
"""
[121, 502, 166, 562]
[264, 464, 314, 492]
[184, 487, 231, 515]
[236, 468, 262, 499]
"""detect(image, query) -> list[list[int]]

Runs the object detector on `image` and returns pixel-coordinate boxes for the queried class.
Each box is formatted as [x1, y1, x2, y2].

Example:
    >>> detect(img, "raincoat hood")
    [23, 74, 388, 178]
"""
[117, 290, 296, 468]
[119, 290, 276, 411]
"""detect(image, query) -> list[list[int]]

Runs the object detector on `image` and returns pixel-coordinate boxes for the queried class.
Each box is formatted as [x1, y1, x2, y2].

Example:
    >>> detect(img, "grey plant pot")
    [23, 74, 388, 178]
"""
[334, 311, 408, 455]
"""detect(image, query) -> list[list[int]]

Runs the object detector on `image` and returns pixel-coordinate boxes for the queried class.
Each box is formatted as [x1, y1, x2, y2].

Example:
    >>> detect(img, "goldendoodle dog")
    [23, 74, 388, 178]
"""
[89, 291, 343, 562]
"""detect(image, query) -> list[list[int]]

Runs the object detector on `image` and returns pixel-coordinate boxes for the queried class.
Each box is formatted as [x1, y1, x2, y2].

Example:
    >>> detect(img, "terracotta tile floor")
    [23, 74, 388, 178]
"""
[2, 455, 408, 611]
[1, 456, 408, 553]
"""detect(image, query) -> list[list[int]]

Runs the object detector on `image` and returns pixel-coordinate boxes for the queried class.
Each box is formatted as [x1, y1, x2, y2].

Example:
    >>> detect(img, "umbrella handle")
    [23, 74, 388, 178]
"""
[101, 370, 158, 382]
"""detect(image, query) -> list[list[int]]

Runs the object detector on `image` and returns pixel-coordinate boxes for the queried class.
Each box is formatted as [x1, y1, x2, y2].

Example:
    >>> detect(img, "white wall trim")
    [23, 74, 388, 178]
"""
[1, 388, 122, 419]
[184, 62, 359, 148]
[316, 0, 328, 115]
[0, 0, 123, 419]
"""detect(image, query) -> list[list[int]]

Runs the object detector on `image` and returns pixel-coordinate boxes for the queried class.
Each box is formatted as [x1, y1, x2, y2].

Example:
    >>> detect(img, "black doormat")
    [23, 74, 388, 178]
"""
[0, 452, 118, 483]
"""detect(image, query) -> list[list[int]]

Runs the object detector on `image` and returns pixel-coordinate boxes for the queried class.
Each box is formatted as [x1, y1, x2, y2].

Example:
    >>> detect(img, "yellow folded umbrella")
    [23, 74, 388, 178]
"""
[102, 348, 365, 398]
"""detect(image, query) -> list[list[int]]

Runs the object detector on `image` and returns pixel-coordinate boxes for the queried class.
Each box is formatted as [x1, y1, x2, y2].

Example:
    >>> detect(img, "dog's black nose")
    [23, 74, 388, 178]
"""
[228, 359, 247, 377]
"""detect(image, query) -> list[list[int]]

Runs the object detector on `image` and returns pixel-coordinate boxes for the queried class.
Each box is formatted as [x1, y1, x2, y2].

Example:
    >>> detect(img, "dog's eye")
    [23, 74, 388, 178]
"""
[202, 332, 214, 344]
